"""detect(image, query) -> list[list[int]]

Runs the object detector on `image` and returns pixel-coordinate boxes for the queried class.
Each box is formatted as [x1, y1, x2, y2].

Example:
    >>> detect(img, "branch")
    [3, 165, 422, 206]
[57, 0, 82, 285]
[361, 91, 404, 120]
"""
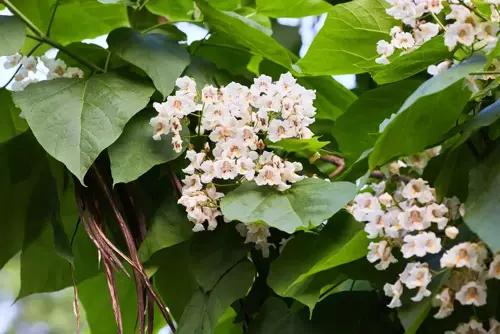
[320, 154, 345, 179]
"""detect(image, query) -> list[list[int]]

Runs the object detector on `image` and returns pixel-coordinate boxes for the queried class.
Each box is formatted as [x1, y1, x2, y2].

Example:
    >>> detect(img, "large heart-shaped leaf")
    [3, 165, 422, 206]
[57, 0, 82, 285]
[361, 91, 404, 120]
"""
[221, 178, 356, 233]
[0, 15, 25, 55]
[267, 212, 368, 313]
[177, 261, 255, 334]
[256, 0, 332, 18]
[464, 145, 500, 253]
[12, 74, 154, 184]
[109, 110, 189, 185]
[333, 79, 422, 164]
[107, 28, 190, 97]
[369, 56, 487, 169]
[0, 89, 28, 143]
[295, 0, 397, 75]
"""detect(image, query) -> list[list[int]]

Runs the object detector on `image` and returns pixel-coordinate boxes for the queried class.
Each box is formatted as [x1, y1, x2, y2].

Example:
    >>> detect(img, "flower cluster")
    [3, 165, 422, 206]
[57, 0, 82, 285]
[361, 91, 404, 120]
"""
[349, 149, 500, 321]
[376, 0, 499, 65]
[155, 74, 317, 255]
[3, 53, 84, 91]
[445, 318, 500, 334]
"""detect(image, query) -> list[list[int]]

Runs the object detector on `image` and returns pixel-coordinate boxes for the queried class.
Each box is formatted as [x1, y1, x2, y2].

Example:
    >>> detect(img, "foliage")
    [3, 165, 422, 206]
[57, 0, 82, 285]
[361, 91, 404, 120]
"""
[1, 0, 500, 333]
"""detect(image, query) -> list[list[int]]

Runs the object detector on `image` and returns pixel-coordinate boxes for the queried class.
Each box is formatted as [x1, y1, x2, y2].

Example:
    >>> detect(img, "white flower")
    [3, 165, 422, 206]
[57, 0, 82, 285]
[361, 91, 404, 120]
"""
[64, 67, 84, 78]
[377, 40, 395, 57]
[383, 208, 404, 238]
[3, 53, 22, 69]
[399, 262, 432, 300]
[255, 165, 282, 186]
[434, 288, 454, 319]
[456, 281, 487, 306]
[440, 242, 487, 271]
[427, 0, 444, 13]
[182, 174, 203, 195]
[201, 85, 219, 104]
[367, 240, 398, 270]
[402, 178, 434, 203]
[489, 319, 500, 333]
[425, 203, 449, 229]
[276, 72, 296, 95]
[372, 181, 386, 196]
[399, 205, 430, 231]
[447, 319, 487, 334]
[491, 5, 500, 22]
[364, 214, 386, 239]
[237, 223, 274, 258]
[21, 56, 37, 72]
[384, 280, 403, 308]
[444, 22, 475, 51]
[414, 22, 440, 44]
[392, 32, 415, 50]
[237, 157, 256, 180]
[402, 232, 441, 258]
[390, 26, 403, 37]
[268, 119, 292, 143]
[446, 4, 472, 22]
[175, 76, 196, 96]
[351, 192, 382, 222]
[428, 60, 451, 76]
[445, 226, 459, 240]
[488, 254, 500, 279]
[251, 75, 275, 95]
[213, 158, 238, 180]
[379, 193, 394, 207]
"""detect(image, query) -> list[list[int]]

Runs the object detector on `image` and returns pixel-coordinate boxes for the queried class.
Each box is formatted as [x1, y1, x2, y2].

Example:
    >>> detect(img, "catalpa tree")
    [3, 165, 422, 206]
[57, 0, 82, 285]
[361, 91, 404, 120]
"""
[1, 0, 500, 333]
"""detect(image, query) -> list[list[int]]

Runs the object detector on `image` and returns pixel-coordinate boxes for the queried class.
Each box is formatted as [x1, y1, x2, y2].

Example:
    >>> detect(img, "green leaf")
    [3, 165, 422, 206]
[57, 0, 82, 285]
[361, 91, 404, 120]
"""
[464, 145, 500, 253]
[0, 89, 28, 143]
[267, 137, 329, 157]
[235, 7, 272, 30]
[0, 131, 48, 271]
[195, 0, 293, 69]
[12, 0, 129, 54]
[267, 212, 369, 313]
[247, 297, 311, 334]
[359, 36, 451, 85]
[18, 168, 99, 298]
[190, 223, 252, 291]
[256, 0, 331, 18]
[108, 28, 190, 97]
[109, 110, 189, 185]
[177, 260, 255, 334]
[139, 194, 193, 263]
[0, 15, 25, 56]
[12, 73, 154, 184]
[215, 308, 243, 334]
[369, 56, 487, 169]
[151, 242, 199, 320]
[221, 178, 356, 233]
[295, 0, 397, 75]
[452, 99, 500, 150]
[333, 80, 422, 164]
[147, 0, 197, 21]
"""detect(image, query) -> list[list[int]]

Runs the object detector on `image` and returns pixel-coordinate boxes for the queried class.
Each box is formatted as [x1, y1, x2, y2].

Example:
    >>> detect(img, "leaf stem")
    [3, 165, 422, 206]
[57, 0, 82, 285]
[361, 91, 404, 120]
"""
[1, 41, 43, 89]
[2, 0, 44, 37]
[430, 12, 447, 31]
[46, 0, 60, 36]
[104, 51, 112, 72]
[470, 71, 500, 75]
[27, 34, 105, 72]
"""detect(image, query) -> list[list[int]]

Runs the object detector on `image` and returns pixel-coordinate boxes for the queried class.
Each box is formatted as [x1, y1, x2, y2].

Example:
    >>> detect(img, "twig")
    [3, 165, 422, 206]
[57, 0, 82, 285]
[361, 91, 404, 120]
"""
[46, 0, 60, 36]
[320, 154, 345, 178]
[70, 264, 81, 334]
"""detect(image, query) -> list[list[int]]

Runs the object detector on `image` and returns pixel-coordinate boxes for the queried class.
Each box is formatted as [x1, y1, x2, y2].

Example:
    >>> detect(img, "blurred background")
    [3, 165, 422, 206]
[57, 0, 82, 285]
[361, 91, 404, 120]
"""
[0, 7, 356, 334]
